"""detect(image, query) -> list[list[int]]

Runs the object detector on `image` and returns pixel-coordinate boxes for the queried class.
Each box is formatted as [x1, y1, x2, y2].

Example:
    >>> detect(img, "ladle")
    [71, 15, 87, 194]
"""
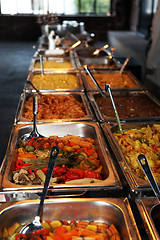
[84, 65, 106, 98]
[119, 56, 130, 75]
[137, 154, 160, 237]
[20, 146, 59, 234]
[105, 84, 123, 134]
[21, 94, 43, 141]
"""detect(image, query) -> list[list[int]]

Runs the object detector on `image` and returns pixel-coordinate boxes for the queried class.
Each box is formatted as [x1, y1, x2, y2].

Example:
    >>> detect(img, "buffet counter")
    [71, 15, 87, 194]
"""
[0, 34, 160, 240]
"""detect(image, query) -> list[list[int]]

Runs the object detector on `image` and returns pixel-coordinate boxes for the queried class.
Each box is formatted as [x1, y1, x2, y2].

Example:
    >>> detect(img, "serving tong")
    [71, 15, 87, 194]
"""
[84, 65, 106, 97]
[84, 65, 123, 134]
[105, 84, 123, 134]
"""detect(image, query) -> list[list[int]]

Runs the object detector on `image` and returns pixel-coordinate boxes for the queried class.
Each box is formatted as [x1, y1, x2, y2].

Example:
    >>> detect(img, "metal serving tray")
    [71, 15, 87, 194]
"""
[0, 198, 141, 240]
[24, 71, 84, 92]
[101, 122, 160, 193]
[15, 92, 95, 123]
[136, 197, 160, 240]
[0, 122, 121, 195]
[29, 54, 77, 72]
[73, 47, 110, 58]
[88, 90, 160, 122]
[75, 56, 122, 70]
[81, 70, 144, 92]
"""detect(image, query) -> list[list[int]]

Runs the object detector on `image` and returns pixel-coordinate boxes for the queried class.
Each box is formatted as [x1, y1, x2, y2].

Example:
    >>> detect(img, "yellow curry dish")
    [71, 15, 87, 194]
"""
[31, 74, 78, 90]
[34, 59, 73, 69]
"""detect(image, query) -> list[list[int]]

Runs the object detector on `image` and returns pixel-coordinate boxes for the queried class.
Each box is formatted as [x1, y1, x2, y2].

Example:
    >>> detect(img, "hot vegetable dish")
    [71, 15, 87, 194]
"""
[10, 135, 103, 185]
[113, 124, 160, 183]
[3, 220, 121, 240]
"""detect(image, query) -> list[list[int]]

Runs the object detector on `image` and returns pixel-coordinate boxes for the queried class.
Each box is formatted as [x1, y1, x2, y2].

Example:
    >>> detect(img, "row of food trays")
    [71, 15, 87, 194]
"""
[0, 44, 160, 240]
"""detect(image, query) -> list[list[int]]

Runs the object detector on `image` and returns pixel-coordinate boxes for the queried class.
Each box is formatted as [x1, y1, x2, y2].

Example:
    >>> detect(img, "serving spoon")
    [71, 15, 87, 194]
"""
[138, 154, 160, 201]
[105, 84, 123, 134]
[84, 65, 106, 98]
[21, 94, 44, 141]
[137, 154, 160, 237]
[20, 146, 59, 234]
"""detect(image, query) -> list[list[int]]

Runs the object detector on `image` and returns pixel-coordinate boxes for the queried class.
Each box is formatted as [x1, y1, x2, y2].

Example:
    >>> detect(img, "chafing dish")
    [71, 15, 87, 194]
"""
[0, 198, 141, 240]
[75, 56, 122, 70]
[81, 70, 144, 91]
[101, 122, 160, 193]
[74, 47, 110, 58]
[29, 53, 77, 72]
[136, 197, 160, 240]
[24, 71, 84, 92]
[15, 92, 95, 123]
[88, 90, 160, 122]
[0, 122, 121, 196]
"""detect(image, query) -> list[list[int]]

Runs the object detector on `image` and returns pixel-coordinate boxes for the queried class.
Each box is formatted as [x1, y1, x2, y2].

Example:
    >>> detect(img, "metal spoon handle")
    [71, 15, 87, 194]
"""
[26, 81, 41, 95]
[84, 65, 106, 98]
[31, 95, 39, 137]
[37, 146, 59, 217]
[105, 84, 123, 134]
[119, 57, 130, 75]
[39, 54, 44, 75]
[138, 154, 160, 202]
[65, 40, 81, 53]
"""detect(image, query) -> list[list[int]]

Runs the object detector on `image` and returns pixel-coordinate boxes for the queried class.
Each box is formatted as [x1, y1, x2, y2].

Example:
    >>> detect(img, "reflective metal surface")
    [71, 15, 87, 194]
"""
[75, 56, 122, 70]
[136, 197, 160, 240]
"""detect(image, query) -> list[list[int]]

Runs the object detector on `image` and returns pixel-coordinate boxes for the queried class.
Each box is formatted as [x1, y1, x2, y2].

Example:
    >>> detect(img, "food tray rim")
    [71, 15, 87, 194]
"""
[135, 197, 160, 240]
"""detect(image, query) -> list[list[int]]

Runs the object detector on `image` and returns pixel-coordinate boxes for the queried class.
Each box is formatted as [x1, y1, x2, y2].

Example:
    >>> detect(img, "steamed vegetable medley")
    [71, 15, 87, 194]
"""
[10, 135, 103, 185]
[2, 220, 121, 240]
[113, 124, 160, 183]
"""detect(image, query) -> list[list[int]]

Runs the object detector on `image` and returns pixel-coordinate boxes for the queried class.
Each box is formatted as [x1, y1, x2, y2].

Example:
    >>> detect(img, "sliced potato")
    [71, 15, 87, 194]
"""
[8, 222, 21, 236]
